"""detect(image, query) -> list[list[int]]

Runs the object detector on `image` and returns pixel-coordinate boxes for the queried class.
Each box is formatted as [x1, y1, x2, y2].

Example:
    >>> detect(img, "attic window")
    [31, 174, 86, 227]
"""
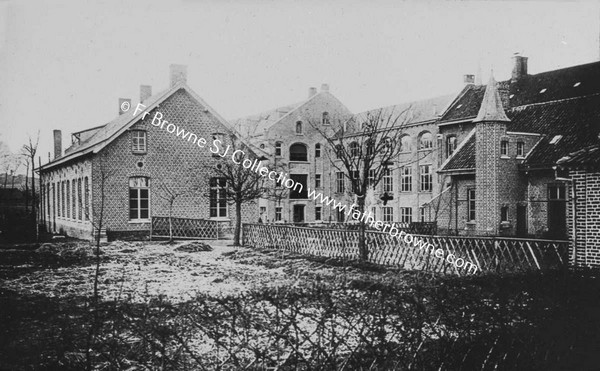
[456, 104, 462, 109]
[573, 82, 581, 87]
[549, 135, 563, 145]
[509, 94, 515, 99]
[539, 88, 547, 94]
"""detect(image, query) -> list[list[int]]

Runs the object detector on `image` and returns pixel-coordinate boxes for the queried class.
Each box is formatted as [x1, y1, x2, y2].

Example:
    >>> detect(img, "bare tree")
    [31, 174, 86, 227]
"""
[207, 135, 269, 246]
[22, 132, 40, 239]
[155, 178, 194, 243]
[308, 107, 411, 261]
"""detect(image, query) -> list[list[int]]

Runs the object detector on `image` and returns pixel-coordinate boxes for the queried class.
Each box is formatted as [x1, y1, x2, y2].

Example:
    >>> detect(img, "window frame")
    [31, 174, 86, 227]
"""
[289, 143, 308, 162]
[400, 207, 412, 223]
[131, 130, 147, 154]
[336, 172, 345, 193]
[315, 206, 322, 221]
[516, 141, 525, 157]
[501, 205, 509, 222]
[295, 121, 303, 135]
[400, 135, 411, 153]
[419, 132, 433, 150]
[400, 166, 412, 192]
[315, 143, 321, 158]
[467, 188, 476, 222]
[322, 112, 330, 126]
[315, 173, 322, 188]
[419, 164, 432, 192]
[446, 135, 457, 158]
[209, 177, 228, 218]
[275, 142, 282, 157]
[275, 207, 282, 221]
[129, 177, 150, 221]
[383, 168, 393, 193]
[500, 139, 509, 157]
[382, 207, 393, 223]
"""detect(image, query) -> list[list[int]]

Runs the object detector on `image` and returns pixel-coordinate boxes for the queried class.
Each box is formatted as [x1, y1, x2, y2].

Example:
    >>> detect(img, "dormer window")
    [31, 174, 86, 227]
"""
[296, 121, 303, 135]
[550, 135, 563, 145]
[539, 88, 547, 94]
[573, 82, 581, 87]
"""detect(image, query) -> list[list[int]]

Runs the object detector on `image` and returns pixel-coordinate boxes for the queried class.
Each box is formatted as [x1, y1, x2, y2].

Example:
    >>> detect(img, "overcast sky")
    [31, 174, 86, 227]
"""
[1, 0, 599, 167]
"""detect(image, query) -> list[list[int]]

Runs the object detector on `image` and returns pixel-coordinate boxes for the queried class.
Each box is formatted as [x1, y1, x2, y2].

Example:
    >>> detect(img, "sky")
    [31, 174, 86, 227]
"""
[0, 0, 599, 170]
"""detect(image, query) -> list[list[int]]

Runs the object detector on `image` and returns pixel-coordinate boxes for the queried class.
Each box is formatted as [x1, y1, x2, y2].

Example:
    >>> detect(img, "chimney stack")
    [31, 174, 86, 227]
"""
[511, 53, 528, 82]
[308, 87, 317, 98]
[463, 74, 475, 85]
[320, 83, 329, 92]
[118, 98, 131, 115]
[53, 130, 62, 160]
[140, 85, 152, 102]
[170, 64, 188, 87]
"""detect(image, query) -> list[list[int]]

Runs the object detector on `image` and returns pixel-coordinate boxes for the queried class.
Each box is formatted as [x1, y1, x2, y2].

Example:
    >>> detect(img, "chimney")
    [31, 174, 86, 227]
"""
[511, 53, 528, 82]
[140, 85, 152, 102]
[463, 74, 475, 85]
[321, 83, 330, 92]
[118, 98, 131, 115]
[308, 87, 317, 98]
[170, 64, 188, 87]
[53, 130, 62, 159]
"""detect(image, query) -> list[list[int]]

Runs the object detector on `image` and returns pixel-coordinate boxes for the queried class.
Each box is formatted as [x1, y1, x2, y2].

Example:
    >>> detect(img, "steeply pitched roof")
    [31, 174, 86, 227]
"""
[557, 143, 600, 171]
[40, 82, 245, 171]
[438, 130, 476, 173]
[473, 75, 510, 123]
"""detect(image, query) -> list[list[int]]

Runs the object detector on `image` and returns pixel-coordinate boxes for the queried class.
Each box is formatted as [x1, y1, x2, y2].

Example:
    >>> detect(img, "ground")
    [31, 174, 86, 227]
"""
[1, 239, 600, 370]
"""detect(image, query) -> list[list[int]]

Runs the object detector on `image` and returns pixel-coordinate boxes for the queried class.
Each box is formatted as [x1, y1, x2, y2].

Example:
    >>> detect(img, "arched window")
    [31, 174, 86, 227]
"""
[419, 132, 433, 150]
[289, 143, 308, 161]
[296, 121, 303, 134]
[275, 142, 282, 157]
[315, 143, 321, 158]
[400, 135, 411, 152]
[322, 112, 330, 125]
[446, 135, 457, 158]
[349, 141, 360, 157]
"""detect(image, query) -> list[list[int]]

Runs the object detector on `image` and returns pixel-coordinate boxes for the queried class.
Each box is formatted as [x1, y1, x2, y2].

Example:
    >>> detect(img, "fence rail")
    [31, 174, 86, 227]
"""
[287, 221, 437, 235]
[151, 216, 228, 240]
[242, 223, 569, 275]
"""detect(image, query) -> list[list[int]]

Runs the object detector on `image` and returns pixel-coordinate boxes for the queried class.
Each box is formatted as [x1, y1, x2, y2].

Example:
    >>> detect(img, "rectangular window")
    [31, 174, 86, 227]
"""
[315, 174, 322, 188]
[400, 207, 412, 223]
[77, 178, 82, 220]
[275, 142, 282, 157]
[131, 130, 147, 153]
[446, 136, 457, 158]
[501, 206, 509, 222]
[57, 182, 61, 217]
[209, 177, 227, 217]
[275, 207, 282, 221]
[84, 177, 89, 220]
[368, 170, 376, 186]
[419, 165, 432, 192]
[548, 184, 566, 200]
[337, 208, 345, 222]
[382, 207, 393, 223]
[371, 207, 376, 220]
[66, 180, 70, 219]
[315, 144, 321, 158]
[419, 207, 426, 222]
[72, 181, 77, 220]
[315, 206, 322, 221]
[467, 188, 476, 222]
[129, 177, 150, 220]
[401, 166, 412, 192]
[289, 174, 308, 199]
[516, 141, 525, 157]
[383, 168, 393, 192]
[336, 172, 345, 193]
[500, 140, 509, 156]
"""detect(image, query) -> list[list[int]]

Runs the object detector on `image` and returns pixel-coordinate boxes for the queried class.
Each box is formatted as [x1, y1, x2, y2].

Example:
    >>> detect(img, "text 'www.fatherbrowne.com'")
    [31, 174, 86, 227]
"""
[127, 102, 480, 275]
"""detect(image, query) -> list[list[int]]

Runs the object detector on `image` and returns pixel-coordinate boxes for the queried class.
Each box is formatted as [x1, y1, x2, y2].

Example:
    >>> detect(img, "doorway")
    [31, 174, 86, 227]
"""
[293, 205, 305, 223]
[547, 184, 567, 239]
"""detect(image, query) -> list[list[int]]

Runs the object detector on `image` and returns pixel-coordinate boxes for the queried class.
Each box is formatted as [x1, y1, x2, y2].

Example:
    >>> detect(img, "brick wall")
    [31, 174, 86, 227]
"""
[569, 169, 600, 267]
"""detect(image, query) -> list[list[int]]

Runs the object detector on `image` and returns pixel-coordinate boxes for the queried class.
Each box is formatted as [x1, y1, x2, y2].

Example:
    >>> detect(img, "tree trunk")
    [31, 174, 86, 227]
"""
[357, 196, 368, 261]
[168, 200, 174, 243]
[24, 163, 29, 212]
[233, 199, 242, 246]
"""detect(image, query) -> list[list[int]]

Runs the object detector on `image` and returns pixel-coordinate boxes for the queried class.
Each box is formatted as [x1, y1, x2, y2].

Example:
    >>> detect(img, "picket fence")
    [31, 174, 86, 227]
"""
[242, 223, 569, 275]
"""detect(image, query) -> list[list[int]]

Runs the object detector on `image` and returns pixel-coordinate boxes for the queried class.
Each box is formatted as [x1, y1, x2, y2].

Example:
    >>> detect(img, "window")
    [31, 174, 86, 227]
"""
[501, 206, 509, 222]
[275, 142, 282, 157]
[322, 112, 330, 125]
[289, 174, 308, 199]
[295, 121, 303, 134]
[84, 177, 89, 220]
[315, 174, 322, 188]
[260, 206, 266, 214]
[401, 166, 412, 192]
[72, 181, 76, 219]
[401, 207, 412, 223]
[78, 178, 82, 220]
[419, 207, 426, 222]
[419, 165, 432, 192]
[337, 208, 345, 222]
[315, 143, 321, 158]
[66, 180, 70, 218]
[382, 207, 393, 223]
[336, 172, 345, 193]
[446, 135, 457, 158]
[52, 183, 56, 219]
[516, 141, 525, 157]
[366, 139, 374, 157]
[212, 133, 224, 157]
[335, 144, 342, 159]
[383, 168, 393, 192]
[61, 181, 65, 217]
[467, 188, 476, 222]
[419, 132, 433, 150]
[209, 178, 227, 218]
[289, 143, 308, 161]
[371, 207, 376, 220]
[350, 142, 359, 157]
[129, 177, 150, 220]
[315, 206, 322, 221]
[500, 140, 509, 156]
[400, 135, 411, 152]
[275, 207, 282, 221]
[57, 182, 61, 217]
[548, 184, 566, 200]
[131, 130, 147, 153]
[368, 170, 376, 186]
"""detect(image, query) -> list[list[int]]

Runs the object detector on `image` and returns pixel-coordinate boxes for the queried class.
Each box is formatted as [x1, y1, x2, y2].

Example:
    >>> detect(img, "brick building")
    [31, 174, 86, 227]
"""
[435, 56, 600, 238]
[38, 65, 258, 240]
[557, 143, 600, 268]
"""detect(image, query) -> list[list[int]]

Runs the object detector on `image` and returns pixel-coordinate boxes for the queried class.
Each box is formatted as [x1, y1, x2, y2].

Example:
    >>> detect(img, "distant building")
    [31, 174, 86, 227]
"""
[38, 65, 258, 240]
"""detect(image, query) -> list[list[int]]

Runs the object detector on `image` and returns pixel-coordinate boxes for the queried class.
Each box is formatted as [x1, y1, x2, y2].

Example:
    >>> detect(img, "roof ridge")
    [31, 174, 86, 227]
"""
[511, 92, 600, 111]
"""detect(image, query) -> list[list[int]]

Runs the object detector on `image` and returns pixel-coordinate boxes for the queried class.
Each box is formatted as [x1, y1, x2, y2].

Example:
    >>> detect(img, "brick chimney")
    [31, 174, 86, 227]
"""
[118, 98, 131, 115]
[170, 64, 188, 87]
[53, 130, 62, 159]
[308, 87, 317, 98]
[463, 74, 475, 85]
[320, 83, 329, 92]
[140, 85, 152, 102]
[511, 53, 528, 82]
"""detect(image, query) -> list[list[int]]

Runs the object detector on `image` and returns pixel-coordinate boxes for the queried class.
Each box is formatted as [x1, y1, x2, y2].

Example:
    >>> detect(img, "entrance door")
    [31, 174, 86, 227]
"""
[547, 185, 567, 239]
[293, 205, 305, 223]
[516, 204, 527, 237]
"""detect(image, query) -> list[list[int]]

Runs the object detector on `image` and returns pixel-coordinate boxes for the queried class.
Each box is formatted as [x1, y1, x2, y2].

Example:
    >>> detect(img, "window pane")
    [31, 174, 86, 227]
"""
[140, 209, 149, 219]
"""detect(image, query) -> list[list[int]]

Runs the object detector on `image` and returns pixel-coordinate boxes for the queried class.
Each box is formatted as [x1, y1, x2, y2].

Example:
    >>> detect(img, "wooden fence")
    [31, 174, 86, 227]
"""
[151, 216, 228, 240]
[242, 223, 569, 275]
[290, 221, 437, 235]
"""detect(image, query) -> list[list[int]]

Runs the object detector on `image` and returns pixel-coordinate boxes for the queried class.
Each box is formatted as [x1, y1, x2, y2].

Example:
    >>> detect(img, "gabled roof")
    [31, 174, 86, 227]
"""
[438, 129, 476, 173]
[40, 82, 249, 171]
[557, 143, 600, 171]
[356, 93, 456, 126]
[230, 100, 305, 138]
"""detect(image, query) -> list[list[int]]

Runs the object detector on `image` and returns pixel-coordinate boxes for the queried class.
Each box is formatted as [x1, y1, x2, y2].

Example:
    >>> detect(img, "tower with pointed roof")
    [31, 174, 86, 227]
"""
[474, 74, 511, 235]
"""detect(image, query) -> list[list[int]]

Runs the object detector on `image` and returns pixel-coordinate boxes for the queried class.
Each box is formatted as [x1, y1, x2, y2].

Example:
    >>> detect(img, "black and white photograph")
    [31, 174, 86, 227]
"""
[1, 0, 600, 369]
